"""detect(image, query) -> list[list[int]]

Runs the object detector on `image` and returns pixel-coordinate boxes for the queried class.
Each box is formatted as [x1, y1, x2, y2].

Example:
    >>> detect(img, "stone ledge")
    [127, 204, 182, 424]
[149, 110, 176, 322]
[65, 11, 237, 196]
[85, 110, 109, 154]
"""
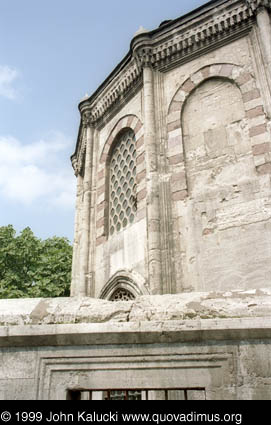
[0, 317, 271, 347]
[1, 289, 271, 327]
[1, 289, 271, 346]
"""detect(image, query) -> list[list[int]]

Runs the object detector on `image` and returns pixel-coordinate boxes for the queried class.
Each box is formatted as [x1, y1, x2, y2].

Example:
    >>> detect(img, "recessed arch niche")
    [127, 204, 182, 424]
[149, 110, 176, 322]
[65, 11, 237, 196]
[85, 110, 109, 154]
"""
[181, 77, 254, 197]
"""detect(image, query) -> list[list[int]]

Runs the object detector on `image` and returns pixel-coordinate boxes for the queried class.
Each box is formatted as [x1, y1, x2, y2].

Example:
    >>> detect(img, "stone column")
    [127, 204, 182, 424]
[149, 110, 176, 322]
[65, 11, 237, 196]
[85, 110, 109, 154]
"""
[256, 6, 271, 82]
[143, 65, 162, 294]
[87, 128, 99, 297]
[70, 173, 83, 296]
[77, 112, 94, 297]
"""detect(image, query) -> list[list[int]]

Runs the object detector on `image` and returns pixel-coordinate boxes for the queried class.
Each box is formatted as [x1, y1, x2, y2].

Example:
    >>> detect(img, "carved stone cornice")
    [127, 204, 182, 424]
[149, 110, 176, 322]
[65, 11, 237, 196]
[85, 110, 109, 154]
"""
[246, 0, 271, 12]
[133, 46, 154, 69]
[131, 0, 255, 73]
[132, 33, 154, 69]
[80, 57, 141, 127]
[72, 0, 259, 174]
[81, 110, 95, 128]
[78, 0, 255, 129]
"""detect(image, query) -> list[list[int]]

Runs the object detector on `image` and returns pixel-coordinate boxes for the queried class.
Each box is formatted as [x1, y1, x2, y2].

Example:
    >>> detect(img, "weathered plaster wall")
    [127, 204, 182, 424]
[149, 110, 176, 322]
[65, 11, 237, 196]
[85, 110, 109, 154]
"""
[165, 34, 271, 293]
[1, 291, 271, 400]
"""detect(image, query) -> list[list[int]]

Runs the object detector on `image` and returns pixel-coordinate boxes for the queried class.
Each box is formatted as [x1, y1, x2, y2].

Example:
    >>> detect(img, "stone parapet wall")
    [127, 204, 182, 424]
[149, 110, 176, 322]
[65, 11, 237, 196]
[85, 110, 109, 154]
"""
[1, 292, 271, 400]
[1, 289, 271, 327]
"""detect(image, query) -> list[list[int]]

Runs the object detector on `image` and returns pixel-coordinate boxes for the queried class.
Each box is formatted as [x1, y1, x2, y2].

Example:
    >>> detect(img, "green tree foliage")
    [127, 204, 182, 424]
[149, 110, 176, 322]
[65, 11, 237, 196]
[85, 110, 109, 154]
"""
[0, 225, 72, 298]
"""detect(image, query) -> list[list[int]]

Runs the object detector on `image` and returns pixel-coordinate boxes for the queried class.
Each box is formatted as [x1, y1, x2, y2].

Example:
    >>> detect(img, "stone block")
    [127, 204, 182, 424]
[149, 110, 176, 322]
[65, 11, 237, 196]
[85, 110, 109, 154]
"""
[167, 120, 181, 133]
[168, 153, 184, 165]
[243, 89, 261, 103]
[249, 123, 267, 137]
[256, 162, 271, 174]
[252, 142, 271, 155]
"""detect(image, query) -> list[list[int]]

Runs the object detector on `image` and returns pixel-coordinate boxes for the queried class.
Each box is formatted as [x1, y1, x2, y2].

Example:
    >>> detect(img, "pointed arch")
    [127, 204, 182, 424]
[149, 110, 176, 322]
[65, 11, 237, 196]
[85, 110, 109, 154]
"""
[96, 114, 147, 246]
[100, 114, 143, 164]
[99, 269, 149, 300]
[166, 62, 268, 202]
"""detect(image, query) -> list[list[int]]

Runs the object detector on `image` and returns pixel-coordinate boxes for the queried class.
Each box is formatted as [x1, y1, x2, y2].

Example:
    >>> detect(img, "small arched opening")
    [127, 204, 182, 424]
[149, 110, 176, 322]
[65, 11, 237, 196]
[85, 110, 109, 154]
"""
[99, 270, 148, 301]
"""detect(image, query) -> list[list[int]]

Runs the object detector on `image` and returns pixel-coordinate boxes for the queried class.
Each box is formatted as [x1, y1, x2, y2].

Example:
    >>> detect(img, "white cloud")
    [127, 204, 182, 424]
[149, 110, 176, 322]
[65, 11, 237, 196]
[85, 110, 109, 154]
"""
[0, 65, 19, 100]
[0, 133, 76, 208]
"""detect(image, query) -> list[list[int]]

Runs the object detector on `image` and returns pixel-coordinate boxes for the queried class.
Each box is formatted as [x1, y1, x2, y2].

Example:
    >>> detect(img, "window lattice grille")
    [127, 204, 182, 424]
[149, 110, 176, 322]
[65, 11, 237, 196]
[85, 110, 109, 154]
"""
[109, 130, 136, 236]
[104, 390, 141, 400]
[109, 288, 135, 302]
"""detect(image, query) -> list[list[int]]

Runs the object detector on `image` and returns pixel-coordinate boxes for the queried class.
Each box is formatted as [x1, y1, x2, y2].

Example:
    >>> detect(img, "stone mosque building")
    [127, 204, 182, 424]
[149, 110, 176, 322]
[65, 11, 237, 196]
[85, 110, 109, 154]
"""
[1, 0, 271, 400]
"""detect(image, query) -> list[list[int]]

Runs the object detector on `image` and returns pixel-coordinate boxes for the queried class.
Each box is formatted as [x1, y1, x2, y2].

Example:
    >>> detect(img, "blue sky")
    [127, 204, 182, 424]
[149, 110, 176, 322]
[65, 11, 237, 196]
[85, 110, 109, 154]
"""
[0, 0, 206, 242]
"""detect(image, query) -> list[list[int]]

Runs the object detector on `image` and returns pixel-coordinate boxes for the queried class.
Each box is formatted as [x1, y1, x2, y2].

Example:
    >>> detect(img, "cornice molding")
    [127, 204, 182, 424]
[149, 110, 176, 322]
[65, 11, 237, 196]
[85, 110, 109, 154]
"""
[132, 33, 154, 69]
[72, 0, 258, 171]
[133, 1, 254, 72]
[79, 0, 255, 127]
[81, 110, 95, 128]
[246, 0, 271, 12]
[79, 58, 141, 125]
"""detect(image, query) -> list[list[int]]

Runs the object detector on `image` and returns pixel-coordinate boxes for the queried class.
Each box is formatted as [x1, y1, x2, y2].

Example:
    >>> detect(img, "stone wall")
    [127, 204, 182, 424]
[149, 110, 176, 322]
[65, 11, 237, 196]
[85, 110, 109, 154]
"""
[167, 60, 271, 292]
[1, 290, 271, 400]
[70, 0, 271, 299]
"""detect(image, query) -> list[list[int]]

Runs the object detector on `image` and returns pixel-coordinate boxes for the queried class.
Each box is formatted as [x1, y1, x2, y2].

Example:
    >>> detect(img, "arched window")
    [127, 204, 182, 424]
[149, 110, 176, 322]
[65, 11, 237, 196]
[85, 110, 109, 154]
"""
[109, 129, 137, 236]
[99, 270, 147, 301]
